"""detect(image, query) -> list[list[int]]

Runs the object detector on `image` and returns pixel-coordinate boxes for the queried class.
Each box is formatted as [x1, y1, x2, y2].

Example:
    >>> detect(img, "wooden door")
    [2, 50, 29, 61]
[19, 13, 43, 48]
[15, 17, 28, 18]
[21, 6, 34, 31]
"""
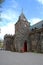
[24, 40, 27, 52]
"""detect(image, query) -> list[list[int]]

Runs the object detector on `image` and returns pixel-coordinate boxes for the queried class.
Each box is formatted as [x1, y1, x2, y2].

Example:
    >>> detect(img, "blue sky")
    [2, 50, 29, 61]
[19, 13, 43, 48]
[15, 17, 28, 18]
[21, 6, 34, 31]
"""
[0, 0, 43, 39]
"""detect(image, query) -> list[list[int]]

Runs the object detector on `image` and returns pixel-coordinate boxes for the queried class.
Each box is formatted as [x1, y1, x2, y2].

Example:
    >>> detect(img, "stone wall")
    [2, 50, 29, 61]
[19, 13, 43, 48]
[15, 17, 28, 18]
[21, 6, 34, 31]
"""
[13, 19, 30, 52]
[4, 34, 15, 51]
[30, 28, 43, 53]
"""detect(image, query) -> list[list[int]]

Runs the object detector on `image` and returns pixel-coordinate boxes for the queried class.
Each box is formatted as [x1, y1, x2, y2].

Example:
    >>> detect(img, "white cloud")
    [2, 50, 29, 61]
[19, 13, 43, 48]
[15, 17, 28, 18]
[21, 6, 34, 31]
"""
[1, 9, 18, 21]
[0, 0, 19, 40]
[37, 0, 43, 4]
[29, 18, 41, 25]
[0, 0, 19, 24]
[0, 22, 15, 39]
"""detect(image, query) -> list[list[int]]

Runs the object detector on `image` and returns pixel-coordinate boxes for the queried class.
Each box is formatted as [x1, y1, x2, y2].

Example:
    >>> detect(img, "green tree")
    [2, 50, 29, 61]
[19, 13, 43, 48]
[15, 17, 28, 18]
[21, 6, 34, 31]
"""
[0, 40, 3, 48]
[0, 0, 4, 4]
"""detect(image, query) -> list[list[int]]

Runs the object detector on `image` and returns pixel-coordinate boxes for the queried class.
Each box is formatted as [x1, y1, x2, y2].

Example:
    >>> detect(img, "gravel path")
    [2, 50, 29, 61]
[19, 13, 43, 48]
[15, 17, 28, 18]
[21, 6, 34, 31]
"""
[0, 50, 43, 65]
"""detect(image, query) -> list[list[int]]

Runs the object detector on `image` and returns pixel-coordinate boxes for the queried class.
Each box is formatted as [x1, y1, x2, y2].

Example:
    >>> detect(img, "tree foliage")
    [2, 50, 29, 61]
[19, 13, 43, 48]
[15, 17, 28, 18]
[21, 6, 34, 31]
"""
[0, 0, 4, 4]
[0, 39, 3, 48]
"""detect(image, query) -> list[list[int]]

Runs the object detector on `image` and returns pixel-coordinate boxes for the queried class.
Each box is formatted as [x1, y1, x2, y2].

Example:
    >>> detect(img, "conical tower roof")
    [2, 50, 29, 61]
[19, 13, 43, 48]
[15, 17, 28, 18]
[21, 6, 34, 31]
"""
[19, 12, 27, 21]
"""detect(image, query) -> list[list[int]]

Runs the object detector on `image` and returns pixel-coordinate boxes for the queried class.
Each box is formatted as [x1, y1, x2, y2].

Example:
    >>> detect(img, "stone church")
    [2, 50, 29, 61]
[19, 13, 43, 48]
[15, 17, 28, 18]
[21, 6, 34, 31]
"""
[4, 12, 43, 53]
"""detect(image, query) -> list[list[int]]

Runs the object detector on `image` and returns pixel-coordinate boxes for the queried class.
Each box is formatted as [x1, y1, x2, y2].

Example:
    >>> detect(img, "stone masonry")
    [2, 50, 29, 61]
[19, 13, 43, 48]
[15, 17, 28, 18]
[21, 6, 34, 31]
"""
[4, 12, 43, 53]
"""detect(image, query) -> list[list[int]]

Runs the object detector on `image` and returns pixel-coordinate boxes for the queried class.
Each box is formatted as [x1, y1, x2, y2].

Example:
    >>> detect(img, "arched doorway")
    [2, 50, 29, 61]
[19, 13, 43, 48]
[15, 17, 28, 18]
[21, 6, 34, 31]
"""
[24, 40, 27, 52]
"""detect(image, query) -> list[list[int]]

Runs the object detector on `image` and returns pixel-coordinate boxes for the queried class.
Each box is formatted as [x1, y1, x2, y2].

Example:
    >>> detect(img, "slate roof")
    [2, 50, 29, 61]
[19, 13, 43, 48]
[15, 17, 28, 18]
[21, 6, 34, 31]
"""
[30, 20, 43, 30]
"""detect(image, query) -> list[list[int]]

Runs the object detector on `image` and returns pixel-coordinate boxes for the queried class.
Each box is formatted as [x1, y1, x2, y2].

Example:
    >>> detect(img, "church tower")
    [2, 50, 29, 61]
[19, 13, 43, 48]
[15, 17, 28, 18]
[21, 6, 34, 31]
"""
[14, 12, 30, 52]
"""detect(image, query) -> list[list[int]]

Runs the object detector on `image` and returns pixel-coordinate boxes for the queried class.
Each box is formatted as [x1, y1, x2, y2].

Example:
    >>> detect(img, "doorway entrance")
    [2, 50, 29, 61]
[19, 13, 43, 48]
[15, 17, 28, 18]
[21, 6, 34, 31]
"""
[24, 40, 27, 52]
